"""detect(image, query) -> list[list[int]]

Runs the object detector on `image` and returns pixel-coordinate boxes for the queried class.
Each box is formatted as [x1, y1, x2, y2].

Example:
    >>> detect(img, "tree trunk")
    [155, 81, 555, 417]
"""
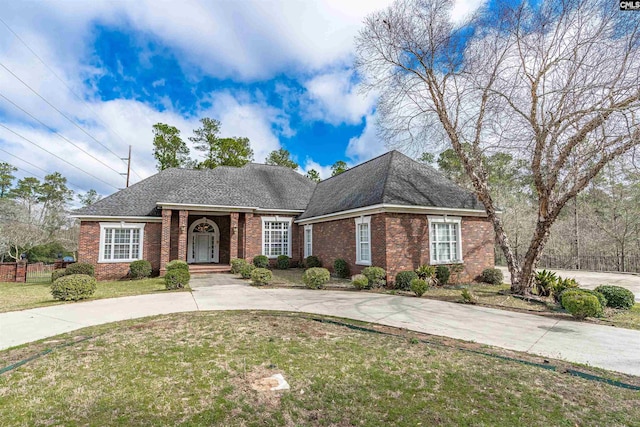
[512, 217, 554, 295]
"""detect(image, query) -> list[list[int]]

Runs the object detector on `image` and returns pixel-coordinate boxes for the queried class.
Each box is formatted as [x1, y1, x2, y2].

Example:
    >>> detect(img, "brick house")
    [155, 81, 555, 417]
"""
[73, 151, 495, 281]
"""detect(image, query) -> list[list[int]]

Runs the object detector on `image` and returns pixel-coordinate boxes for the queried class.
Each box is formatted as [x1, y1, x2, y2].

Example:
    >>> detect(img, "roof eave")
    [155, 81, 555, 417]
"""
[296, 203, 491, 224]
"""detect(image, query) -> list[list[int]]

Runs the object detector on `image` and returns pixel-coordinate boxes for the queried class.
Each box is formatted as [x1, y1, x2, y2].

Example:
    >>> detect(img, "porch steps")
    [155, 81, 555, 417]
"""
[188, 264, 232, 275]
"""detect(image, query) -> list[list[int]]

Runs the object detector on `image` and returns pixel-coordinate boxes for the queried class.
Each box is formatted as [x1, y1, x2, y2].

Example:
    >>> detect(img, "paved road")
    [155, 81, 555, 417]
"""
[1, 274, 639, 376]
[498, 266, 640, 299]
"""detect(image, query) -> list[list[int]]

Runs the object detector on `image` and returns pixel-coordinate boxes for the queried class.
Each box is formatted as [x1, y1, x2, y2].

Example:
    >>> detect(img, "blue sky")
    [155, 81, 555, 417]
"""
[0, 0, 485, 196]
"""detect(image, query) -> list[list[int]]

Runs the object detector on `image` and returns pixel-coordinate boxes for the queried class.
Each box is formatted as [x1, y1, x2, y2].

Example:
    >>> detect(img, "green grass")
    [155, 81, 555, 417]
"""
[607, 303, 640, 330]
[0, 312, 638, 426]
[425, 283, 555, 312]
[0, 278, 187, 313]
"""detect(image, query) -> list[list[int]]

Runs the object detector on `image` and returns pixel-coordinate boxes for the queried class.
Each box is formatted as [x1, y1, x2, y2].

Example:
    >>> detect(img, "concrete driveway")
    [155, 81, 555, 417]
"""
[1, 274, 639, 376]
[498, 267, 640, 299]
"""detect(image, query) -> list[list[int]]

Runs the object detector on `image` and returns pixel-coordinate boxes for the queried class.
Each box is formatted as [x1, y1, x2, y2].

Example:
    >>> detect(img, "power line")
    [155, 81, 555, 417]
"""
[0, 61, 140, 184]
[0, 92, 124, 177]
[0, 123, 119, 190]
[0, 17, 144, 181]
[0, 146, 87, 192]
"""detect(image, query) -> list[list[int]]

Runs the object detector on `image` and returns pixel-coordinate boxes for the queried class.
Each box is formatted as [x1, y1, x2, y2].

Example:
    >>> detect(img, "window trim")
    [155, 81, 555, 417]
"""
[355, 216, 372, 266]
[303, 224, 313, 258]
[261, 216, 293, 258]
[98, 222, 146, 263]
[428, 216, 463, 264]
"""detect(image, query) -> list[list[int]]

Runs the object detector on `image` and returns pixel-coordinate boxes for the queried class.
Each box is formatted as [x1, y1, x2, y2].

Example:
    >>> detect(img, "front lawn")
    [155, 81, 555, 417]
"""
[0, 311, 638, 426]
[0, 278, 187, 313]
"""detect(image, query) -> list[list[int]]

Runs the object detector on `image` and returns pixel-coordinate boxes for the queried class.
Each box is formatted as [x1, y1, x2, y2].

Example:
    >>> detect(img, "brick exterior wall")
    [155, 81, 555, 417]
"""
[308, 214, 386, 277]
[307, 213, 494, 283]
[242, 213, 301, 266]
[78, 221, 162, 280]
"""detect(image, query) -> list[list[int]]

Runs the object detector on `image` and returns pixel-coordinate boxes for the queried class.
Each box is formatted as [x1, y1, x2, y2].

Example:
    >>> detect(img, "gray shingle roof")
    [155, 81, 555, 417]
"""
[75, 151, 484, 219]
[74, 164, 317, 217]
[297, 151, 484, 220]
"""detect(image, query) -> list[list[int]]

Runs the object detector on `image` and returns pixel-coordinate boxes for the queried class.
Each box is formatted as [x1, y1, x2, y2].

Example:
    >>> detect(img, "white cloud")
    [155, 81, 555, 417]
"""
[346, 113, 388, 163]
[450, 0, 487, 24]
[303, 69, 376, 125]
[298, 158, 334, 180]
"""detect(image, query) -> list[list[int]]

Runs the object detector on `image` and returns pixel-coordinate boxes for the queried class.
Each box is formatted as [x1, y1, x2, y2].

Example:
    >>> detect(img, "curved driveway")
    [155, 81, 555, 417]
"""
[1, 274, 639, 376]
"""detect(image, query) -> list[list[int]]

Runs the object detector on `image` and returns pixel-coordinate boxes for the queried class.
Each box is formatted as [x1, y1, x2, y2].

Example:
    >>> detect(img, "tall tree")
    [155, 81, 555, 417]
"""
[152, 123, 191, 170]
[331, 161, 348, 177]
[78, 189, 102, 207]
[356, 0, 640, 294]
[190, 118, 254, 168]
[0, 162, 16, 197]
[215, 137, 254, 167]
[8, 177, 41, 218]
[265, 148, 299, 169]
[305, 169, 321, 183]
[38, 172, 73, 237]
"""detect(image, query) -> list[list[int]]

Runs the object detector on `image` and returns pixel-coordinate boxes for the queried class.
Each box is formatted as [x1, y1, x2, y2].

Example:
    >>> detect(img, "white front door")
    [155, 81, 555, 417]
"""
[195, 234, 211, 263]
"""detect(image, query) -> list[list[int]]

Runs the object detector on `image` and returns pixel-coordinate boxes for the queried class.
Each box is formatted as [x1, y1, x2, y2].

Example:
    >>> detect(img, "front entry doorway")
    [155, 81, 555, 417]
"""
[188, 218, 220, 263]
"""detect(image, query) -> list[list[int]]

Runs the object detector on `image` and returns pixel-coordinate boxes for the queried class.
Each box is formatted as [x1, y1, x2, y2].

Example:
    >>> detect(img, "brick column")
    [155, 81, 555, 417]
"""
[178, 210, 188, 262]
[160, 209, 172, 275]
[16, 261, 27, 283]
[230, 212, 239, 261]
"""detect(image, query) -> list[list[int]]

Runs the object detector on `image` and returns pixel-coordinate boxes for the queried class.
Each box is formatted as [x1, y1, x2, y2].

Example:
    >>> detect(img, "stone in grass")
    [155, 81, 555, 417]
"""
[251, 373, 290, 391]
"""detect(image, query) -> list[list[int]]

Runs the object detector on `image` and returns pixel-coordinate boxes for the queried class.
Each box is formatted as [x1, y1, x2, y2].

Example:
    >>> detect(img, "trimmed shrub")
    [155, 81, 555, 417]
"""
[560, 289, 606, 317]
[435, 265, 450, 285]
[65, 262, 95, 277]
[51, 268, 67, 282]
[164, 269, 190, 290]
[251, 268, 273, 285]
[481, 268, 503, 285]
[410, 278, 429, 297]
[351, 274, 368, 290]
[551, 277, 579, 302]
[239, 264, 255, 279]
[304, 256, 322, 269]
[130, 260, 152, 279]
[51, 274, 97, 301]
[334, 258, 350, 278]
[166, 260, 189, 272]
[230, 258, 248, 274]
[303, 267, 330, 289]
[253, 255, 269, 269]
[276, 255, 290, 270]
[460, 288, 478, 304]
[362, 266, 386, 288]
[415, 265, 436, 280]
[594, 285, 635, 310]
[561, 290, 601, 319]
[395, 270, 419, 291]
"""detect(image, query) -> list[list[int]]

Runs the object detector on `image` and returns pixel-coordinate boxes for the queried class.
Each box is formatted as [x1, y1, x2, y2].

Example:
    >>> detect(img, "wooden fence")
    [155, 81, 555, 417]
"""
[495, 252, 640, 273]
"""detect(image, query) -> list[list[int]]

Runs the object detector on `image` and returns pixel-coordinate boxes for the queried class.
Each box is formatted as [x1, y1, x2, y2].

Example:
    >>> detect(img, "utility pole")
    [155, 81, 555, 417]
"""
[120, 145, 132, 187]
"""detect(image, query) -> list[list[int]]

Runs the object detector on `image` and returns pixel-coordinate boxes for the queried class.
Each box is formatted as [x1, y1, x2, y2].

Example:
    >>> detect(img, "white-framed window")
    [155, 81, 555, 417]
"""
[355, 216, 371, 265]
[428, 216, 463, 264]
[99, 222, 145, 263]
[304, 224, 313, 258]
[262, 217, 292, 258]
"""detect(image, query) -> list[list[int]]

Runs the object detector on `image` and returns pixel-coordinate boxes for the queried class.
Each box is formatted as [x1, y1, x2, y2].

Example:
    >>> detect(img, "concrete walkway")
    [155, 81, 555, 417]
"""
[1, 274, 639, 376]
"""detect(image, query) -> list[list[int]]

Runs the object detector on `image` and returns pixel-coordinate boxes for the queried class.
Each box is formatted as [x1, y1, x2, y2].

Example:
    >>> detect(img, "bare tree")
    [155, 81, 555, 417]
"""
[356, 0, 640, 294]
